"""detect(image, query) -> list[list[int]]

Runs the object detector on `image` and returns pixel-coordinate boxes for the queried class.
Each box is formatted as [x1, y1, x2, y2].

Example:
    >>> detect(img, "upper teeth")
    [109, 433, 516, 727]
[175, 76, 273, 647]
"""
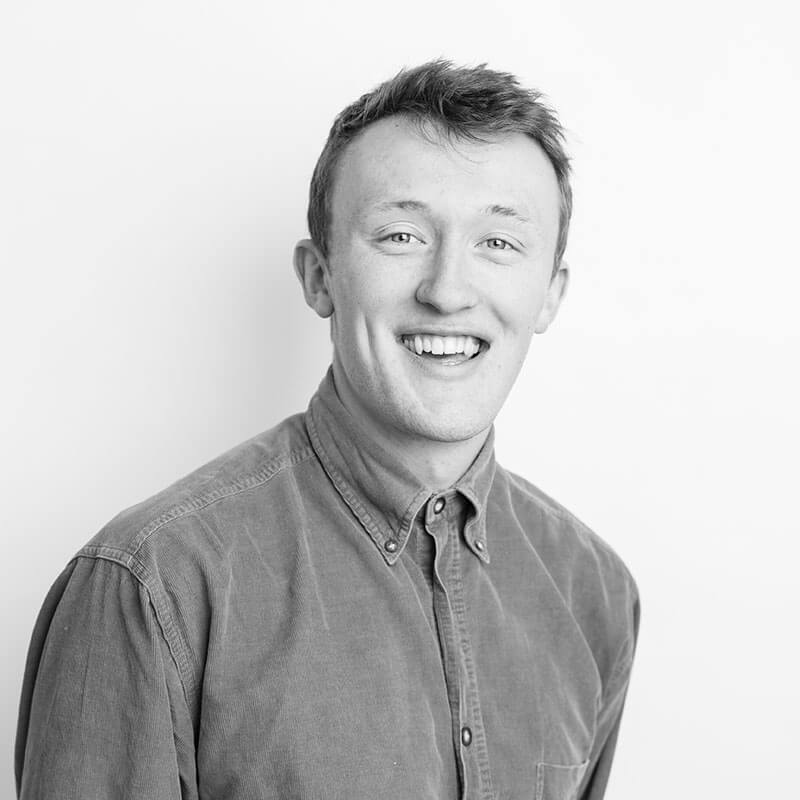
[401, 334, 483, 357]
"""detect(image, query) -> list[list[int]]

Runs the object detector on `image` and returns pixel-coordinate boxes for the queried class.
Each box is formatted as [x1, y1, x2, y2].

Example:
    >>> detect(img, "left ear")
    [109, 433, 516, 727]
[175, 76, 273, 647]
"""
[534, 260, 569, 334]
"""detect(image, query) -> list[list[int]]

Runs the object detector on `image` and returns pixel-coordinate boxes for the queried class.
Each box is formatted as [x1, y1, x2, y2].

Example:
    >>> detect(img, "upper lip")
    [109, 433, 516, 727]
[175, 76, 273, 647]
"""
[398, 328, 490, 344]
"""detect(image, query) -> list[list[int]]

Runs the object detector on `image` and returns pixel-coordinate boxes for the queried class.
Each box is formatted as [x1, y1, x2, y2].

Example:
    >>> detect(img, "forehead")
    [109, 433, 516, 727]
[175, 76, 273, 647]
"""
[329, 116, 560, 230]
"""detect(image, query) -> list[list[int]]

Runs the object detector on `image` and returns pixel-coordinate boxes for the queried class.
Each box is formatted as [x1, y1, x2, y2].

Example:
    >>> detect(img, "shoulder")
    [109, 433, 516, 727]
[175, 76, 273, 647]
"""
[492, 464, 639, 686]
[64, 412, 319, 703]
[493, 464, 637, 596]
[78, 411, 317, 579]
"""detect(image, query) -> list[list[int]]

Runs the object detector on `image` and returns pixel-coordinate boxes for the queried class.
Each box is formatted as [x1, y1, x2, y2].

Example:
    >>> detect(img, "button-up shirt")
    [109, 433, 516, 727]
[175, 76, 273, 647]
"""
[16, 369, 639, 800]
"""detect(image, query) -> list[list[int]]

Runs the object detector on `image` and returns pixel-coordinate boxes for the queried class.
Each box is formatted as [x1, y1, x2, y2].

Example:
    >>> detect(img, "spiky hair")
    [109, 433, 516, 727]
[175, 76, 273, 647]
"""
[307, 59, 572, 273]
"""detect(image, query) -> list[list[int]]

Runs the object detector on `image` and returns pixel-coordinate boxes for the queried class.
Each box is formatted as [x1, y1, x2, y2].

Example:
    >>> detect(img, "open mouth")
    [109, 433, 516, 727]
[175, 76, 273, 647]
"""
[399, 334, 487, 365]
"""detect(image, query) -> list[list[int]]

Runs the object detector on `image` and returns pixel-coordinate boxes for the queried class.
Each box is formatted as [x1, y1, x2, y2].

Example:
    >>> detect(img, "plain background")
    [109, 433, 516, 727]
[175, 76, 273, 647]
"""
[2, 1, 798, 797]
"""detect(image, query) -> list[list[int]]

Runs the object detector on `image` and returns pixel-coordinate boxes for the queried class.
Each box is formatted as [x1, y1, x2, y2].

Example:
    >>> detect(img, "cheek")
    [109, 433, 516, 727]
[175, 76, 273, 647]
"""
[492, 279, 547, 339]
[330, 272, 407, 350]
[336, 256, 416, 317]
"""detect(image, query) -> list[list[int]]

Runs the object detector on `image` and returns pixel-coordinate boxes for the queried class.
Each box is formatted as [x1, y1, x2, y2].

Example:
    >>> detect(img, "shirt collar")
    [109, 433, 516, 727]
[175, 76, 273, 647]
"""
[305, 368, 496, 566]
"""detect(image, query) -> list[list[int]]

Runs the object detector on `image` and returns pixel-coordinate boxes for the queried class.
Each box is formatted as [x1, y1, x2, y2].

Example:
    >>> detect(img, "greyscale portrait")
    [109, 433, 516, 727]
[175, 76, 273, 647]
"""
[15, 61, 639, 799]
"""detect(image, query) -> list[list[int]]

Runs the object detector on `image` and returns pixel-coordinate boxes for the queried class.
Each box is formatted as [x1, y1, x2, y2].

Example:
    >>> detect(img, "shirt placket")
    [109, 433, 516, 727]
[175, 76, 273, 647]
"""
[426, 493, 495, 800]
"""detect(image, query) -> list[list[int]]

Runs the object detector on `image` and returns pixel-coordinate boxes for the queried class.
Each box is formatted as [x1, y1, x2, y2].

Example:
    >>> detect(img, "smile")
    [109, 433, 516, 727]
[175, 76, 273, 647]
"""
[399, 333, 487, 364]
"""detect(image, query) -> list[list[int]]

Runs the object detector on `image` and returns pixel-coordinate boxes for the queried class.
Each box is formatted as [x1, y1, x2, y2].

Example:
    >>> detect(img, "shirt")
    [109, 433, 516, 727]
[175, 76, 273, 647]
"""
[16, 368, 640, 800]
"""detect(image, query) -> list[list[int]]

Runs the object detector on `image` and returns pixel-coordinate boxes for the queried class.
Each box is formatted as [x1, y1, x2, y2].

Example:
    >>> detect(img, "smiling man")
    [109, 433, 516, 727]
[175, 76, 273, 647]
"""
[16, 61, 639, 800]
[295, 113, 566, 490]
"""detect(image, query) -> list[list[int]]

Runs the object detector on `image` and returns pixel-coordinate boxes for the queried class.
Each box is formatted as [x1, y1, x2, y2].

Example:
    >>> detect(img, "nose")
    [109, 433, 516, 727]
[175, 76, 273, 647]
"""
[415, 242, 478, 314]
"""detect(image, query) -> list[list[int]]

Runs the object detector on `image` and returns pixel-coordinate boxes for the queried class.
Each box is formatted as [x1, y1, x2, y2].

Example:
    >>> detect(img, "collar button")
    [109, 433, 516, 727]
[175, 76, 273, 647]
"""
[384, 538, 399, 553]
[433, 496, 446, 514]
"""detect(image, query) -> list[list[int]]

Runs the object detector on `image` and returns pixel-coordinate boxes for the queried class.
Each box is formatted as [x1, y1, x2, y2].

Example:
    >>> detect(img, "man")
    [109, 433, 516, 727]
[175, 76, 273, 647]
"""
[16, 60, 639, 799]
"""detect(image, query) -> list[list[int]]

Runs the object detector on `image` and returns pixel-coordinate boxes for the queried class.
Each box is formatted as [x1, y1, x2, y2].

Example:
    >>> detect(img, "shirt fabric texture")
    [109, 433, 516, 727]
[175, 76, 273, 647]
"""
[16, 369, 639, 800]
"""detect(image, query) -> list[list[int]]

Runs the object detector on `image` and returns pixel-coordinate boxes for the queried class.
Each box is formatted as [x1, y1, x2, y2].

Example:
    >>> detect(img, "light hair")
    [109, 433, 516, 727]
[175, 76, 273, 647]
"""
[307, 59, 572, 273]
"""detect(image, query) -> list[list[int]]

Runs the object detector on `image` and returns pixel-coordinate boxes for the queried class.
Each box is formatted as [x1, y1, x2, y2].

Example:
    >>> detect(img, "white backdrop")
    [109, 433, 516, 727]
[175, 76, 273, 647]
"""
[2, 1, 798, 797]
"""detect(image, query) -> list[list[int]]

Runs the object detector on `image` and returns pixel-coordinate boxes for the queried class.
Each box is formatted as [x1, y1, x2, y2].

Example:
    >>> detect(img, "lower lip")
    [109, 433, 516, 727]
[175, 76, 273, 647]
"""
[398, 341, 488, 371]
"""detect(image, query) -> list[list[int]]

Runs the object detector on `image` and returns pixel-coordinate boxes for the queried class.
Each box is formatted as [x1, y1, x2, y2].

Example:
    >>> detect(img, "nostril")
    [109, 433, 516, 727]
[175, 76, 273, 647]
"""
[415, 275, 478, 313]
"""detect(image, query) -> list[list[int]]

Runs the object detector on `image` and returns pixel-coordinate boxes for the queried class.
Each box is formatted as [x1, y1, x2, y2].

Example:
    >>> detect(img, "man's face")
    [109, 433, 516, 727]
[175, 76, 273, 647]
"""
[305, 116, 566, 446]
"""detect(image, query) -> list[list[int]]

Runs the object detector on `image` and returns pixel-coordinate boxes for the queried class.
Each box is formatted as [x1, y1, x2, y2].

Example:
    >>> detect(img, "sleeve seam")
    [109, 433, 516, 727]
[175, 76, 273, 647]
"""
[602, 631, 636, 702]
[71, 550, 198, 719]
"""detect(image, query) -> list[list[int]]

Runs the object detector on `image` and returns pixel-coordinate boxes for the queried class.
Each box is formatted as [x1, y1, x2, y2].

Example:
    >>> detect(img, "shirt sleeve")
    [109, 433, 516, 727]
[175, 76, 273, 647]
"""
[577, 588, 641, 800]
[15, 555, 198, 800]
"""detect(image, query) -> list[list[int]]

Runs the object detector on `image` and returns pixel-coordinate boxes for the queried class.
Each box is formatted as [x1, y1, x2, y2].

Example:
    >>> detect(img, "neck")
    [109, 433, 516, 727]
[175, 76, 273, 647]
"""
[331, 363, 491, 491]
[400, 435, 489, 491]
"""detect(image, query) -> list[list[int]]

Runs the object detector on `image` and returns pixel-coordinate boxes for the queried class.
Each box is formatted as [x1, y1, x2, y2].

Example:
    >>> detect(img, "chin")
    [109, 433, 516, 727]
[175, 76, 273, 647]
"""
[398, 407, 494, 444]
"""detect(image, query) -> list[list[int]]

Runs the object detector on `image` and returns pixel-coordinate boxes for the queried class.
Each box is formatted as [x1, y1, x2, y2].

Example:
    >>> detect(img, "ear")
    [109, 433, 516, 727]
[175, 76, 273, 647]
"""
[534, 260, 569, 334]
[294, 239, 333, 318]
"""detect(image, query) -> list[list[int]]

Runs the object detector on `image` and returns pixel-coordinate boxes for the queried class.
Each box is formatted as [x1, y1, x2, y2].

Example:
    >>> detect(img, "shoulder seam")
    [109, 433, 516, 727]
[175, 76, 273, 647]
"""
[501, 466, 637, 588]
[503, 467, 588, 528]
[128, 445, 315, 556]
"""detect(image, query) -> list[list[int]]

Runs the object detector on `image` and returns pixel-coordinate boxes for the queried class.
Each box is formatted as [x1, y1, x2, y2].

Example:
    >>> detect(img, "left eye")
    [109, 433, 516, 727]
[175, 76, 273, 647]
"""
[484, 237, 513, 251]
[386, 232, 418, 244]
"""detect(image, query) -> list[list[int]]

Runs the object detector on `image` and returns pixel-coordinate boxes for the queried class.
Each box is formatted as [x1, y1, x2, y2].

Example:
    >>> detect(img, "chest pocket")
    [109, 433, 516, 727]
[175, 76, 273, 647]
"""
[535, 760, 589, 800]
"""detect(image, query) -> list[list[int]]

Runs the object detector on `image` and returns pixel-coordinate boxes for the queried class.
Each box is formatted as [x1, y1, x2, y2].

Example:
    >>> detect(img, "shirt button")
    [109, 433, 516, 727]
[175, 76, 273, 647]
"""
[433, 497, 446, 514]
[474, 539, 485, 552]
[461, 726, 472, 747]
[384, 539, 398, 553]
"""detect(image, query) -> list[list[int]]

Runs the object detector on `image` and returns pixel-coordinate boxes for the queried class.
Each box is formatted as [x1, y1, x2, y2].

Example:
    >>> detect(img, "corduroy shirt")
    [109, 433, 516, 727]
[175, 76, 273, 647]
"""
[16, 369, 639, 800]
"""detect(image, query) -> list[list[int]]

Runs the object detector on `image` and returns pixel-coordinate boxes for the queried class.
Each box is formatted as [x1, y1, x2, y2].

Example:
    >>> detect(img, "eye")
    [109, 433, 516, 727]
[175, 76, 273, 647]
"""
[385, 231, 420, 245]
[484, 237, 514, 251]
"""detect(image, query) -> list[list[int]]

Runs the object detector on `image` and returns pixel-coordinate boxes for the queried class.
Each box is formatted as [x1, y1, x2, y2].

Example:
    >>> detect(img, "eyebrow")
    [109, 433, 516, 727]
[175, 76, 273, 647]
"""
[372, 200, 430, 213]
[371, 199, 532, 225]
[482, 203, 532, 225]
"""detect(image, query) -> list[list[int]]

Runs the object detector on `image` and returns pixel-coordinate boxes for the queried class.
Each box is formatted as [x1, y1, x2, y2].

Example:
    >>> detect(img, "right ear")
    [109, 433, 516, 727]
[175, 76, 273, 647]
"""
[293, 239, 333, 318]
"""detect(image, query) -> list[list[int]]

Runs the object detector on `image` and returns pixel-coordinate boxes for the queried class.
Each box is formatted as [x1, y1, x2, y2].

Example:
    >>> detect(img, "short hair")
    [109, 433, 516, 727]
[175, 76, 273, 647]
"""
[307, 59, 572, 274]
